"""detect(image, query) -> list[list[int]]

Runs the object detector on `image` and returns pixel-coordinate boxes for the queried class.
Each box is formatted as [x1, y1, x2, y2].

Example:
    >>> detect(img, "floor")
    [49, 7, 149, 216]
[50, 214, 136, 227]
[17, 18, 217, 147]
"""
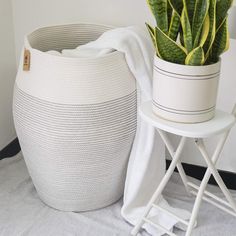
[1, 153, 236, 236]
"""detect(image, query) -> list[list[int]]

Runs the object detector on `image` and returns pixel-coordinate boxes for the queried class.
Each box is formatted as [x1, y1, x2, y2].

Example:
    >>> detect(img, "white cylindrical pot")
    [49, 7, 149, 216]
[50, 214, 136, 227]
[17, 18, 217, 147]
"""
[13, 23, 137, 211]
[153, 56, 221, 123]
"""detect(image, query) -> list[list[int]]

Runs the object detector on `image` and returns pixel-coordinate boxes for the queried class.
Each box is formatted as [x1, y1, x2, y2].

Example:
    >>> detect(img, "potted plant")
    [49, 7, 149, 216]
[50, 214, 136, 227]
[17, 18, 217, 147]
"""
[146, 0, 233, 123]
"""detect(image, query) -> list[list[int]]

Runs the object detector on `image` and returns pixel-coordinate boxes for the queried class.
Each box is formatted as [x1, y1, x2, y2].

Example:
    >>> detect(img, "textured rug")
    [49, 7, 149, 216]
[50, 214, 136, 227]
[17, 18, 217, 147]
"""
[0, 153, 236, 236]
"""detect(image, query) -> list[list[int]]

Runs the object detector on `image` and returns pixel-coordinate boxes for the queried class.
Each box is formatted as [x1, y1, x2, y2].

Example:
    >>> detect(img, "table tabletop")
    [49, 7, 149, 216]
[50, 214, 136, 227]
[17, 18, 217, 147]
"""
[139, 101, 236, 138]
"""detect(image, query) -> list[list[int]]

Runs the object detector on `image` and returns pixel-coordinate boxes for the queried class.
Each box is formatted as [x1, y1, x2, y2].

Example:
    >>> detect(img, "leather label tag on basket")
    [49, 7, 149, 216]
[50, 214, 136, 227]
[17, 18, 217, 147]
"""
[23, 49, 30, 71]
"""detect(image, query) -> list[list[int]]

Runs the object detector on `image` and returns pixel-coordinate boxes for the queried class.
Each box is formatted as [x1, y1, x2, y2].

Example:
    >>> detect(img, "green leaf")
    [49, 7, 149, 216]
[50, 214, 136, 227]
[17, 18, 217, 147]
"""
[147, 0, 168, 33]
[145, 23, 156, 47]
[203, 0, 216, 60]
[199, 14, 210, 47]
[155, 26, 187, 64]
[167, 0, 183, 41]
[168, 0, 183, 16]
[181, 5, 193, 53]
[179, 28, 185, 47]
[168, 10, 181, 41]
[167, 1, 173, 28]
[185, 46, 205, 65]
[211, 17, 229, 62]
[216, 0, 233, 29]
[192, 0, 209, 47]
[185, 0, 195, 26]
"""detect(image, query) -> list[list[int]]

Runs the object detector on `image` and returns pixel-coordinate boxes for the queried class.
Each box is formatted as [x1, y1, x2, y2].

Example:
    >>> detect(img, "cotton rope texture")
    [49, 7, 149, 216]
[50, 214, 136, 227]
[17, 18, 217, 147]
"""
[14, 23, 137, 212]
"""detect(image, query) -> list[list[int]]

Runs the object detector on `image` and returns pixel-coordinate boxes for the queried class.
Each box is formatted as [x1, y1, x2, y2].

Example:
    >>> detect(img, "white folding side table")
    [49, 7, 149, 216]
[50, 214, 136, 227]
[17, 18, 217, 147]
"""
[131, 101, 236, 236]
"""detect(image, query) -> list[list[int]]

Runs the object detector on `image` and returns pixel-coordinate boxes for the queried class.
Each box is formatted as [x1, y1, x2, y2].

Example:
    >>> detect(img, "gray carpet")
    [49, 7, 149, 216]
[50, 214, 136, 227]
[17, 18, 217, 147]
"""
[0, 153, 236, 236]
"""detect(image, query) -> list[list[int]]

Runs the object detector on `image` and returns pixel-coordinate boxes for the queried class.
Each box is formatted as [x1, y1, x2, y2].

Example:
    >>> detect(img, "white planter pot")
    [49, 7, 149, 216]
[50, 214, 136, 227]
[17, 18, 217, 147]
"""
[153, 56, 221, 123]
[13, 23, 137, 211]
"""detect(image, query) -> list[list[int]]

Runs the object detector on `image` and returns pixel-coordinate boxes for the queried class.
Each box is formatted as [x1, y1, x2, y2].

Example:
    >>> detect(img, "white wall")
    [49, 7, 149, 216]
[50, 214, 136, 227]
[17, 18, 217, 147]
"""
[0, 0, 16, 150]
[11, 0, 236, 62]
[10, 0, 236, 172]
[229, 5, 236, 38]
[11, 0, 155, 61]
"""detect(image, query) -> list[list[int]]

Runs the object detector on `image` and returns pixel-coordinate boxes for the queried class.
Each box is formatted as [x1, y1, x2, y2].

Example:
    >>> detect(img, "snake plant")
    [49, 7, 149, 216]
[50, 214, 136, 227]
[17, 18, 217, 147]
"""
[146, 0, 233, 65]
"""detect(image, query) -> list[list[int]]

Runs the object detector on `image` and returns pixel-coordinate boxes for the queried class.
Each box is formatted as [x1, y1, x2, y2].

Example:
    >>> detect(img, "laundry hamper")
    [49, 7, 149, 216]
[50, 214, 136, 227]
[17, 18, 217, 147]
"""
[13, 23, 137, 211]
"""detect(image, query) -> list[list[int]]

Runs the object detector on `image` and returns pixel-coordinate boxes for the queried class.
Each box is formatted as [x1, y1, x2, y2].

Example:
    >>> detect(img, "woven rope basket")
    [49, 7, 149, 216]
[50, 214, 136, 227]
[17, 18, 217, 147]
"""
[13, 23, 137, 211]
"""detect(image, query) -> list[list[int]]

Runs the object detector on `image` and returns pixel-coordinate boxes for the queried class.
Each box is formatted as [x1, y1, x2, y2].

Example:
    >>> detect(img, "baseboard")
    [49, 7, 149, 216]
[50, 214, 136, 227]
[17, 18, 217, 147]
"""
[166, 160, 236, 190]
[0, 138, 21, 160]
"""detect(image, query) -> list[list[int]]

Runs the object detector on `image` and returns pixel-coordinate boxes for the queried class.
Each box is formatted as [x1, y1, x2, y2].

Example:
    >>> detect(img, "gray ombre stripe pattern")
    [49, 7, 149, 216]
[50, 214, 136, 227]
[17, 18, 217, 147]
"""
[13, 85, 137, 211]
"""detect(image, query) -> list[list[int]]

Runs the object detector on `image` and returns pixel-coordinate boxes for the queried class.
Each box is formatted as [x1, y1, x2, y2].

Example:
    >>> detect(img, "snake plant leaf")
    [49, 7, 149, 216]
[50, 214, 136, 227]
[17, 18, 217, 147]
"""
[193, 13, 210, 49]
[147, 0, 168, 33]
[145, 0, 232, 66]
[216, 0, 233, 30]
[203, 0, 216, 60]
[185, 0, 195, 26]
[168, 10, 181, 41]
[155, 26, 187, 64]
[192, 0, 210, 47]
[145, 23, 156, 48]
[199, 14, 210, 47]
[211, 17, 229, 62]
[167, 1, 173, 27]
[185, 46, 205, 65]
[167, 0, 183, 41]
[181, 7, 193, 53]
[168, 0, 183, 16]
[179, 29, 185, 47]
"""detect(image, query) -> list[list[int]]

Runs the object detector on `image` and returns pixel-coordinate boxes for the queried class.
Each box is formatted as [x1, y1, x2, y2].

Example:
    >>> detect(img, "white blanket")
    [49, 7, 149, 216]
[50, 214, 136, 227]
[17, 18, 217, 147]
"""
[47, 26, 190, 235]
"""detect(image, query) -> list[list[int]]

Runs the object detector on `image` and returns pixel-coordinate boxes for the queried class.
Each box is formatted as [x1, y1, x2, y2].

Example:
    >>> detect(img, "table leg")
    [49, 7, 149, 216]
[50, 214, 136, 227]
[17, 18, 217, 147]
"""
[186, 133, 235, 236]
[196, 139, 236, 212]
[131, 137, 187, 236]
[158, 130, 191, 195]
[185, 165, 209, 236]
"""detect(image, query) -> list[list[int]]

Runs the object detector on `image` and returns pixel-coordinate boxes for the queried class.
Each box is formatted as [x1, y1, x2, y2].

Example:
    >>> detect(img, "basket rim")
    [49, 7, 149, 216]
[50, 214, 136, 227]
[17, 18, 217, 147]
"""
[24, 22, 123, 61]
